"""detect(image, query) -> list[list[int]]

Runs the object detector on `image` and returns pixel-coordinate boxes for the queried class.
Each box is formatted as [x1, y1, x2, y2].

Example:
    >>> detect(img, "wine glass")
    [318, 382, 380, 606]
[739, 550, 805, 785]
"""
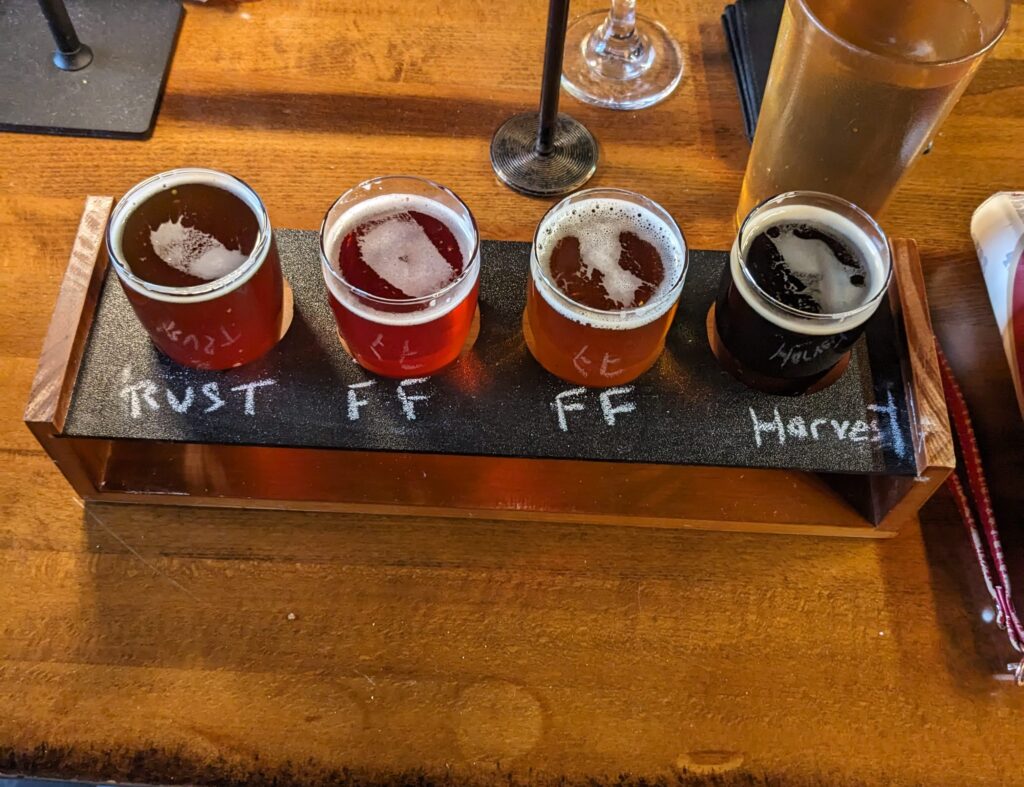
[561, 0, 684, 110]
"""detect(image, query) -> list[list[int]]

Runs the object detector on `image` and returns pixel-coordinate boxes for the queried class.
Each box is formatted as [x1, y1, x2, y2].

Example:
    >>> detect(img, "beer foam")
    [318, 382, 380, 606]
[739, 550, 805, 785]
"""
[322, 193, 478, 327]
[733, 204, 889, 336]
[357, 213, 456, 298]
[535, 197, 686, 329]
[768, 225, 867, 314]
[150, 218, 248, 281]
[108, 168, 270, 303]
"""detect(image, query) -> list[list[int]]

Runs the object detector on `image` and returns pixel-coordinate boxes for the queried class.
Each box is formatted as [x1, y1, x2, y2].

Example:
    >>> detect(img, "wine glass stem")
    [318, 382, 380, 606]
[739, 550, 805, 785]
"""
[590, 0, 650, 77]
[606, 0, 637, 38]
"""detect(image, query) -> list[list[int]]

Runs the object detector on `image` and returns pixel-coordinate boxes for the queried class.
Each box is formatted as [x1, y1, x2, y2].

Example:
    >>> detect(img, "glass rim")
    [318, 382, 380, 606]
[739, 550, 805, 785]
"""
[737, 190, 893, 323]
[792, 0, 1011, 70]
[318, 175, 481, 307]
[530, 187, 689, 319]
[106, 167, 272, 301]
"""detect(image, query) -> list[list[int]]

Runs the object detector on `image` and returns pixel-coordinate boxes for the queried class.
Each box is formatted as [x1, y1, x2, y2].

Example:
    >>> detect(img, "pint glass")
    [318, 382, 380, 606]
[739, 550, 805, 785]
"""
[712, 192, 892, 394]
[524, 188, 688, 387]
[319, 176, 480, 378]
[107, 168, 288, 370]
[738, 0, 1010, 222]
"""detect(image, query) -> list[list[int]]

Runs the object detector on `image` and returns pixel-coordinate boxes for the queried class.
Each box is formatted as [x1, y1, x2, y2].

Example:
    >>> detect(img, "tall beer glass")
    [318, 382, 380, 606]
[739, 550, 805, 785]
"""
[524, 188, 687, 387]
[738, 0, 1010, 223]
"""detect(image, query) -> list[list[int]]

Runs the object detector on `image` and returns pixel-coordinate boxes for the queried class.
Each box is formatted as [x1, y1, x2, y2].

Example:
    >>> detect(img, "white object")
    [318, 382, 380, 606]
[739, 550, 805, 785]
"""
[971, 192, 1024, 418]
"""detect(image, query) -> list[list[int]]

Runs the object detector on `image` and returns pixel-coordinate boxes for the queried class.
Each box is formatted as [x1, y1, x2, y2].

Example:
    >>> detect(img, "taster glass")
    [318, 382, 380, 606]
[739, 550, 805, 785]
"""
[319, 176, 481, 378]
[107, 168, 288, 370]
[524, 187, 688, 387]
[711, 191, 893, 394]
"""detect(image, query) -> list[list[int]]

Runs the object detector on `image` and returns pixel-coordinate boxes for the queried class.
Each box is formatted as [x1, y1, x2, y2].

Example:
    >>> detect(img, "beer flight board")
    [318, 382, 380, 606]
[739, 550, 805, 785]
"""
[64, 229, 916, 476]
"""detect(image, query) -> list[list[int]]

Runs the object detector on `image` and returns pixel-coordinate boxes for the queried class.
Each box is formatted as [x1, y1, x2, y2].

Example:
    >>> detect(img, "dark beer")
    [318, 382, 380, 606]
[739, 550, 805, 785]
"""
[712, 192, 892, 393]
[108, 169, 287, 370]
[524, 189, 687, 387]
[320, 177, 480, 378]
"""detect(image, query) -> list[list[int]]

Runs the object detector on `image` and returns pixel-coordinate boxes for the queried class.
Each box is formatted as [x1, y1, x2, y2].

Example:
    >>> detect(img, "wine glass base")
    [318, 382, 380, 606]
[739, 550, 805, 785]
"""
[490, 112, 599, 198]
[562, 10, 684, 111]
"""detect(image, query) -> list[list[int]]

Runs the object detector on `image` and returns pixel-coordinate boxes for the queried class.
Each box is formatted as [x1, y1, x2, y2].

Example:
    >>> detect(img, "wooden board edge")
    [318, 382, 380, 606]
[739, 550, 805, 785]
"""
[80, 490, 897, 539]
[24, 196, 113, 431]
[890, 238, 955, 473]
[871, 463, 953, 533]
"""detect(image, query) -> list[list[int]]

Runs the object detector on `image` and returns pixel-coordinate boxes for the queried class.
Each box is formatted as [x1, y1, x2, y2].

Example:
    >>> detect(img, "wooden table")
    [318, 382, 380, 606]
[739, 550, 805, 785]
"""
[3, 1, 1024, 784]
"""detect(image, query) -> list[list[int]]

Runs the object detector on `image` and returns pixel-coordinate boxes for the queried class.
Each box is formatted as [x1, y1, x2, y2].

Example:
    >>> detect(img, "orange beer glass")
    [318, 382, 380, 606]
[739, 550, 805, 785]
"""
[524, 188, 688, 387]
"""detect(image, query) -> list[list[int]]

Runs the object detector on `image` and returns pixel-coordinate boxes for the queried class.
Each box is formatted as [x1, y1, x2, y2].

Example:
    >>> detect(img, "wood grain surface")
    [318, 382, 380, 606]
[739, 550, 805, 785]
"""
[2, 1, 1024, 784]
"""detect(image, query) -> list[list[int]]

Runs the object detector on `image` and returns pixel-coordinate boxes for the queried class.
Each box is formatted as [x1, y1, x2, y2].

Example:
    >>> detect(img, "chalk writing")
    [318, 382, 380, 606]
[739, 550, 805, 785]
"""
[552, 386, 638, 432]
[397, 377, 430, 421]
[120, 380, 160, 419]
[155, 320, 242, 357]
[165, 386, 194, 413]
[118, 368, 276, 419]
[749, 390, 905, 457]
[369, 334, 386, 360]
[363, 334, 425, 371]
[398, 340, 424, 371]
[347, 380, 375, 421]
[201, 382, 225, 413]
[231, 379, 276, 416]
[868, 391, 905, 458]
[571, 345, 626, 381]
[553, 388, 587, 432]
[599, 386, 636, 426]
[769, 335, 843, 369]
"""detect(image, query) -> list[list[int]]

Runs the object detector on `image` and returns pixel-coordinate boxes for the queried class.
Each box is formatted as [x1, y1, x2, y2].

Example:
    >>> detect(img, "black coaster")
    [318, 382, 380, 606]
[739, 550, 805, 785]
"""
[0, 0, 183, 139]
[721, 0, 784, 141]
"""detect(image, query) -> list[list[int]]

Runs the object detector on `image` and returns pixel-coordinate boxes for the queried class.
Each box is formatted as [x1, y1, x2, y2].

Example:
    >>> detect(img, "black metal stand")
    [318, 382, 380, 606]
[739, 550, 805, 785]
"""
[38, 0, 93, 70]
[0, 0, 183, 139]
[490, 0, 599, 198]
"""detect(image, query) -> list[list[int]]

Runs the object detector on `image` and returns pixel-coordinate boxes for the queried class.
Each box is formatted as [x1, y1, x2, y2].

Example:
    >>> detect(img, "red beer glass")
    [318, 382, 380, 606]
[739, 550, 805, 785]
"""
[107, 168, 288, 370]
[319, 176, 481, 377]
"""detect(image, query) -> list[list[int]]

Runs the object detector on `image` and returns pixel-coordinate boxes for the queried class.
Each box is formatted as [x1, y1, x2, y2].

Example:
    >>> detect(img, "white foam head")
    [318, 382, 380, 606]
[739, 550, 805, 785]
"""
[533, 196, 687, 330]
[321, 193, 479, 326]
[732, 203, 890, 336]
[107, 168, 271, 303]
[150, 218, 248, 281]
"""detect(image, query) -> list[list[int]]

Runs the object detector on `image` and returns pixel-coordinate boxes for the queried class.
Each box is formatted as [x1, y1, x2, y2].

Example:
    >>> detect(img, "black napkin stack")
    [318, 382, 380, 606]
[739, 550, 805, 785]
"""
[722, 0, 784, 141]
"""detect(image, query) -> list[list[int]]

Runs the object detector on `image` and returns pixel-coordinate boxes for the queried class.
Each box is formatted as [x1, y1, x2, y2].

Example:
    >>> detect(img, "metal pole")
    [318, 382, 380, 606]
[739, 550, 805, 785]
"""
[37, 0, 93, 71]
[536, 0, 570, 156]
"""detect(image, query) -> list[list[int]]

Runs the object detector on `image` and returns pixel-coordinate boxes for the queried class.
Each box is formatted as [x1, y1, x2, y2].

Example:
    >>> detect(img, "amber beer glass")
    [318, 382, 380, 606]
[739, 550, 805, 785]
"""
[712, 192, 892, 394]
[738, 0, 1010, 222]
[107, 168, 288, 370]
[319, 177, 480, 378]
[524, 188, 687, 387]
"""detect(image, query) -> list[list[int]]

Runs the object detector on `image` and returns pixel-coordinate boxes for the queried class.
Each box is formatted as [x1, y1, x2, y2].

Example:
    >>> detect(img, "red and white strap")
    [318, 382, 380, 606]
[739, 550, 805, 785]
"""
[938, 344, 1024, 684]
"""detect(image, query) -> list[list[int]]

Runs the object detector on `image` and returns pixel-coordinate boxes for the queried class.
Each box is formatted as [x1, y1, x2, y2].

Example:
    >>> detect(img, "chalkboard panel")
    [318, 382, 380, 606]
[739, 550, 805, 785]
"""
[64, 231, 917, 475]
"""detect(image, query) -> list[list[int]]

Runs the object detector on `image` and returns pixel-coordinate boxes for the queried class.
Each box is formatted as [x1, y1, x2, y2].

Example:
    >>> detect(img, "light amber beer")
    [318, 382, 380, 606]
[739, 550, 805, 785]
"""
[738, 0, 1010, 222]
[524, 188, 687, 387]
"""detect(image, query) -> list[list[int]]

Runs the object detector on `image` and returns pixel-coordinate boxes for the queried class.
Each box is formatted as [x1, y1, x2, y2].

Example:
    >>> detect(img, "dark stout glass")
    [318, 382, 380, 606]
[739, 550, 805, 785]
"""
[712, 191, 892, 394]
